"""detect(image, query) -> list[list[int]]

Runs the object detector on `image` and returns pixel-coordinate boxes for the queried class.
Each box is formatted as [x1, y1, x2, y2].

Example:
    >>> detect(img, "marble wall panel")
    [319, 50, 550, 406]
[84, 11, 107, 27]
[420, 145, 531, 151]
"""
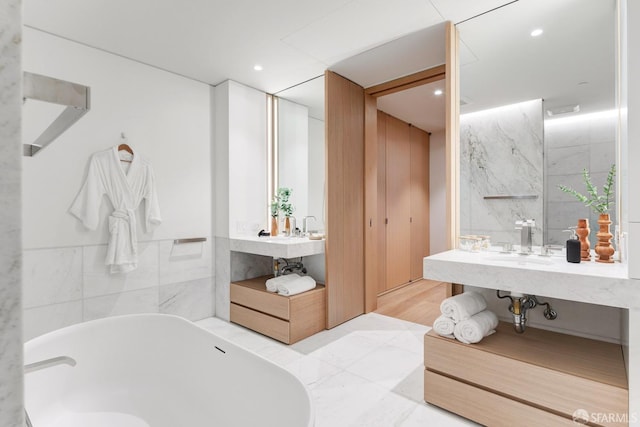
[23, 301, 83, 341]
[469, 286, 623, 343]
[215, 237, 231, 321]
[83, 288, 159, 322]
[158, 239, 213, 285]
[544, 113, 617, 247]
[547, 145, 590, 176]
[23, 247, 82, 308]
[83, 242, 159, 298]
[23, 238, 215, 340]
[0, 1, 23, 424]
[460, 99, 544, 246]
[230, 251, 272, 282]
[159, 277, 213, 321]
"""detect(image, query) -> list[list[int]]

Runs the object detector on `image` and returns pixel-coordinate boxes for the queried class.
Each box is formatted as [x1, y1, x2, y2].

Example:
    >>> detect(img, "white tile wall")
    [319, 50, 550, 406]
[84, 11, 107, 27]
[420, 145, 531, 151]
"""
[547, 145, 590, 176]
[22, 238, 214, 341]
[83, 287, 160, 322]
[629, 223, 640, 279]
[83, 242, 159, 298]
[469, 286, 623, 343]
[158, 239, 213, 285]
[215, 237, 231, 321]
[23, 247, 82, 308]
[230, 251, 272, 282]
[544, 114, 617, 247]
[159, 277, 214, 321]
[23, 301, 83, 341]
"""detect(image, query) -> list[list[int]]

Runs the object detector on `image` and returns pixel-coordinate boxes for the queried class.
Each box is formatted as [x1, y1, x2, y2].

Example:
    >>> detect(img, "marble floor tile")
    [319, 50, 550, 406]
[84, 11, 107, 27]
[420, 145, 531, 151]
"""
[309, 370, 392, 427]
[194, 313, 475, 427]
[290, 325, 353, 354]
[309, 331, 387, 369]
[385, 329, 430, 355]
[255, 344, 306, 366]
[344, 343, 424, 389]
[345, 389, 418, 427]
[284, 355, 343, 387]
[392, 366, 426, 403]
[400, 402, 479, 426]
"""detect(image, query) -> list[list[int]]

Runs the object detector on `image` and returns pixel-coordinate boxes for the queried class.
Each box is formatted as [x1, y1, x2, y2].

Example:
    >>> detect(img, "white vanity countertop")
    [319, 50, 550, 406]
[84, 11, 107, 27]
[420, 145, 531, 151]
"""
[230, 236, 325, 258]
[423, 249, 640, 309]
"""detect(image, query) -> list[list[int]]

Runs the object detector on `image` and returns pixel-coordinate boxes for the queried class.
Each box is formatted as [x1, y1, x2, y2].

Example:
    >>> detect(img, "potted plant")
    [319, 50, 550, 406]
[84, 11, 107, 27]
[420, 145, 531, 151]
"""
[270, 196, 280, 236]
[558, 164, 616, 263]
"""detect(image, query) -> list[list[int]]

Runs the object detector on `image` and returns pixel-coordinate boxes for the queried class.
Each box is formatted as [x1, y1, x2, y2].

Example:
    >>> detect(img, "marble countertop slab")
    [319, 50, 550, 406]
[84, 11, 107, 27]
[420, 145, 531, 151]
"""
[230, 236, 325, 259]
[423, 249, 639, 309]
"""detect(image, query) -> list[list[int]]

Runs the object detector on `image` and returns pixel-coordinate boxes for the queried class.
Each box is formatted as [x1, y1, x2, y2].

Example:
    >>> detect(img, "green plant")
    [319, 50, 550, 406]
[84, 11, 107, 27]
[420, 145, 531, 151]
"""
[277, 187, 295, 217]
[271, 187, 295, 217]
[557, 164, 616, 215]
[270, 197, 279, 218]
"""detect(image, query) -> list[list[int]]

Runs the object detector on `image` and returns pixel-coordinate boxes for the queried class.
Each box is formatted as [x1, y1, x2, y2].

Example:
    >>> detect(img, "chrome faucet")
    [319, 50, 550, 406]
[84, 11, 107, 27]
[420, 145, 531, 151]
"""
[515, 219, 535, 254]
[302, 216, 316, 234]
[24, 356, 77, 427]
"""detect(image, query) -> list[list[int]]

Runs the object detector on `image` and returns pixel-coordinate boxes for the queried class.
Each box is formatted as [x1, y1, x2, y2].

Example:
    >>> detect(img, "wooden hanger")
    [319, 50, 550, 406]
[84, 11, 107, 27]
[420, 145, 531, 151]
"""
[118, 133, 133, 163]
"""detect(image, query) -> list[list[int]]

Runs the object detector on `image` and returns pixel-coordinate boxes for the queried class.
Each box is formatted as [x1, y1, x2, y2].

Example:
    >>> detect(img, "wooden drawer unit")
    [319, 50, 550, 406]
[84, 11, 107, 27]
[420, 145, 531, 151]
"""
[230, 276, 326, 344]
[424, 323, 628, 427]
[424, 370, 576, 427]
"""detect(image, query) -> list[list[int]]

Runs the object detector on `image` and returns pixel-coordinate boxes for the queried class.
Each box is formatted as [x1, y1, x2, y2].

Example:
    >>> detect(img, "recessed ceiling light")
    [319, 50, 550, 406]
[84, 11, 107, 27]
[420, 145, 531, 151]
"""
[253, 64, 263, 71]
[434, 89, 443, 96]
[530, 28, 543, 37]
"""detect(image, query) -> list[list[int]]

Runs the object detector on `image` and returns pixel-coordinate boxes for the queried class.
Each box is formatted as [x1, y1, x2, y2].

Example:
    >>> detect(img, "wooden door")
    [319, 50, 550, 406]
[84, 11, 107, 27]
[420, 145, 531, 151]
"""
[325, 70, 365, 328]
[410, 126, 430, 281]
[385, 115, 411, 290]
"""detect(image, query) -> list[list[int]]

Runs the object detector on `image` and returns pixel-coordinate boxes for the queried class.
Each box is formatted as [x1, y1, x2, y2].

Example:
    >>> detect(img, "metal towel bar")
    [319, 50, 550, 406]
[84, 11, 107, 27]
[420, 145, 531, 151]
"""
[483, 195, 538, 200]
[173, 237, 207, 245]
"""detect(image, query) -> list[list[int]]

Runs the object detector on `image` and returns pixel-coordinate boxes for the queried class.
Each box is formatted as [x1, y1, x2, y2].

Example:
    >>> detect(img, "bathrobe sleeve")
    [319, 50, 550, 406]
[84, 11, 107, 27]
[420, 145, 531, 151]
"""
[69, 155, 106, 230]
[144, 167, 162, 232]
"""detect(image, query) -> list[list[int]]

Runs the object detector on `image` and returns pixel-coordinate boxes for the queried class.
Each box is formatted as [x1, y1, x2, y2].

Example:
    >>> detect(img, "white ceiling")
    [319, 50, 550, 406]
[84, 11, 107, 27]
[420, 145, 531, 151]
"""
[23, 0, 508, 93]
[458, 0, 616, 115]
[23, 0, 616, 133]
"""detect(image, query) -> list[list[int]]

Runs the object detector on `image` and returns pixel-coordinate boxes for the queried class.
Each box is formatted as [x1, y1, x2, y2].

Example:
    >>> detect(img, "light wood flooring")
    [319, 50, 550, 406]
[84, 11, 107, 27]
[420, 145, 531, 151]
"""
[375, 279, 449, 327]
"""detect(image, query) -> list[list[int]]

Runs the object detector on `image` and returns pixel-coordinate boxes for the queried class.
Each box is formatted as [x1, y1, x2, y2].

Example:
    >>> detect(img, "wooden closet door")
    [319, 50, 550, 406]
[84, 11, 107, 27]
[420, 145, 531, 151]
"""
[385, 115, 411, 290]
[410, 126, 430, 281]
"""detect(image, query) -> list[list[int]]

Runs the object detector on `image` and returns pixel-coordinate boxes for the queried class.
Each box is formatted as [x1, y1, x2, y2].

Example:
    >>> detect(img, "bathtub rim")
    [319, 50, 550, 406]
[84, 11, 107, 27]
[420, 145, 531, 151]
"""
[24, 313, 315, 427]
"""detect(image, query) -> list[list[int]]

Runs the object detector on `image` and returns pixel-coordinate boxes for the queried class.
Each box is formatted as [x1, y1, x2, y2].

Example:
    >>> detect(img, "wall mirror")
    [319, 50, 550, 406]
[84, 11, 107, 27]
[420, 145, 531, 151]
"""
[457, 0, 617, 247]
[273, 75, 326, 233]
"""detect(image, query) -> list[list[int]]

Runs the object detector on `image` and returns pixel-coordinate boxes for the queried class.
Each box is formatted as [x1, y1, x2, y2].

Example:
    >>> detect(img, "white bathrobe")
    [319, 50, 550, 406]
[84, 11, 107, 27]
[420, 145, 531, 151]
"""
[70, 146, 161, 273]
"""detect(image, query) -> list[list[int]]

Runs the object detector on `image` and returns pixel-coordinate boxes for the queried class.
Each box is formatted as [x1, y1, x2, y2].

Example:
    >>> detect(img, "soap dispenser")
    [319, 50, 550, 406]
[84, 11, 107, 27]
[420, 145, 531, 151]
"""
[563, 227, 581, 264]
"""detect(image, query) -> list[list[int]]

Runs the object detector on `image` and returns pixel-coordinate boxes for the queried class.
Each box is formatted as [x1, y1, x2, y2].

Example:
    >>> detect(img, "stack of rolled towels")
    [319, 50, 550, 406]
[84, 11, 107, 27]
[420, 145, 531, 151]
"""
[265, 273, 316, 296]
[433, 291, 499, 344]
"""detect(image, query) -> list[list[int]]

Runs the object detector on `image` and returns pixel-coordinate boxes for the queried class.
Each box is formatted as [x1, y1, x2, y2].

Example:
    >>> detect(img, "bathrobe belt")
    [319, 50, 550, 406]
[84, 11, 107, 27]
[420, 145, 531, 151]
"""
[107, 208, 138, 272]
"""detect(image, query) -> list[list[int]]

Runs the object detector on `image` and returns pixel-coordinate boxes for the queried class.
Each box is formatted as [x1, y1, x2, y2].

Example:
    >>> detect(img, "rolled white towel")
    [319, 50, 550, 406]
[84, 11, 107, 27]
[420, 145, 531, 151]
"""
[265, 273, 300, 293]
[440, 291, 487, 323]
[453, 310, 499, 344]
[277, 276, 316, 296]
[432, 315, 455, 338]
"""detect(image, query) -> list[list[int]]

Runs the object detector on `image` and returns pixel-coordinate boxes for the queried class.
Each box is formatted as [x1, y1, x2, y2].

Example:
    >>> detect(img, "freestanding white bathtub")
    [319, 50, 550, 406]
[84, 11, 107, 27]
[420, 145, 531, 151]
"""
[24, 314, 314, 427]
